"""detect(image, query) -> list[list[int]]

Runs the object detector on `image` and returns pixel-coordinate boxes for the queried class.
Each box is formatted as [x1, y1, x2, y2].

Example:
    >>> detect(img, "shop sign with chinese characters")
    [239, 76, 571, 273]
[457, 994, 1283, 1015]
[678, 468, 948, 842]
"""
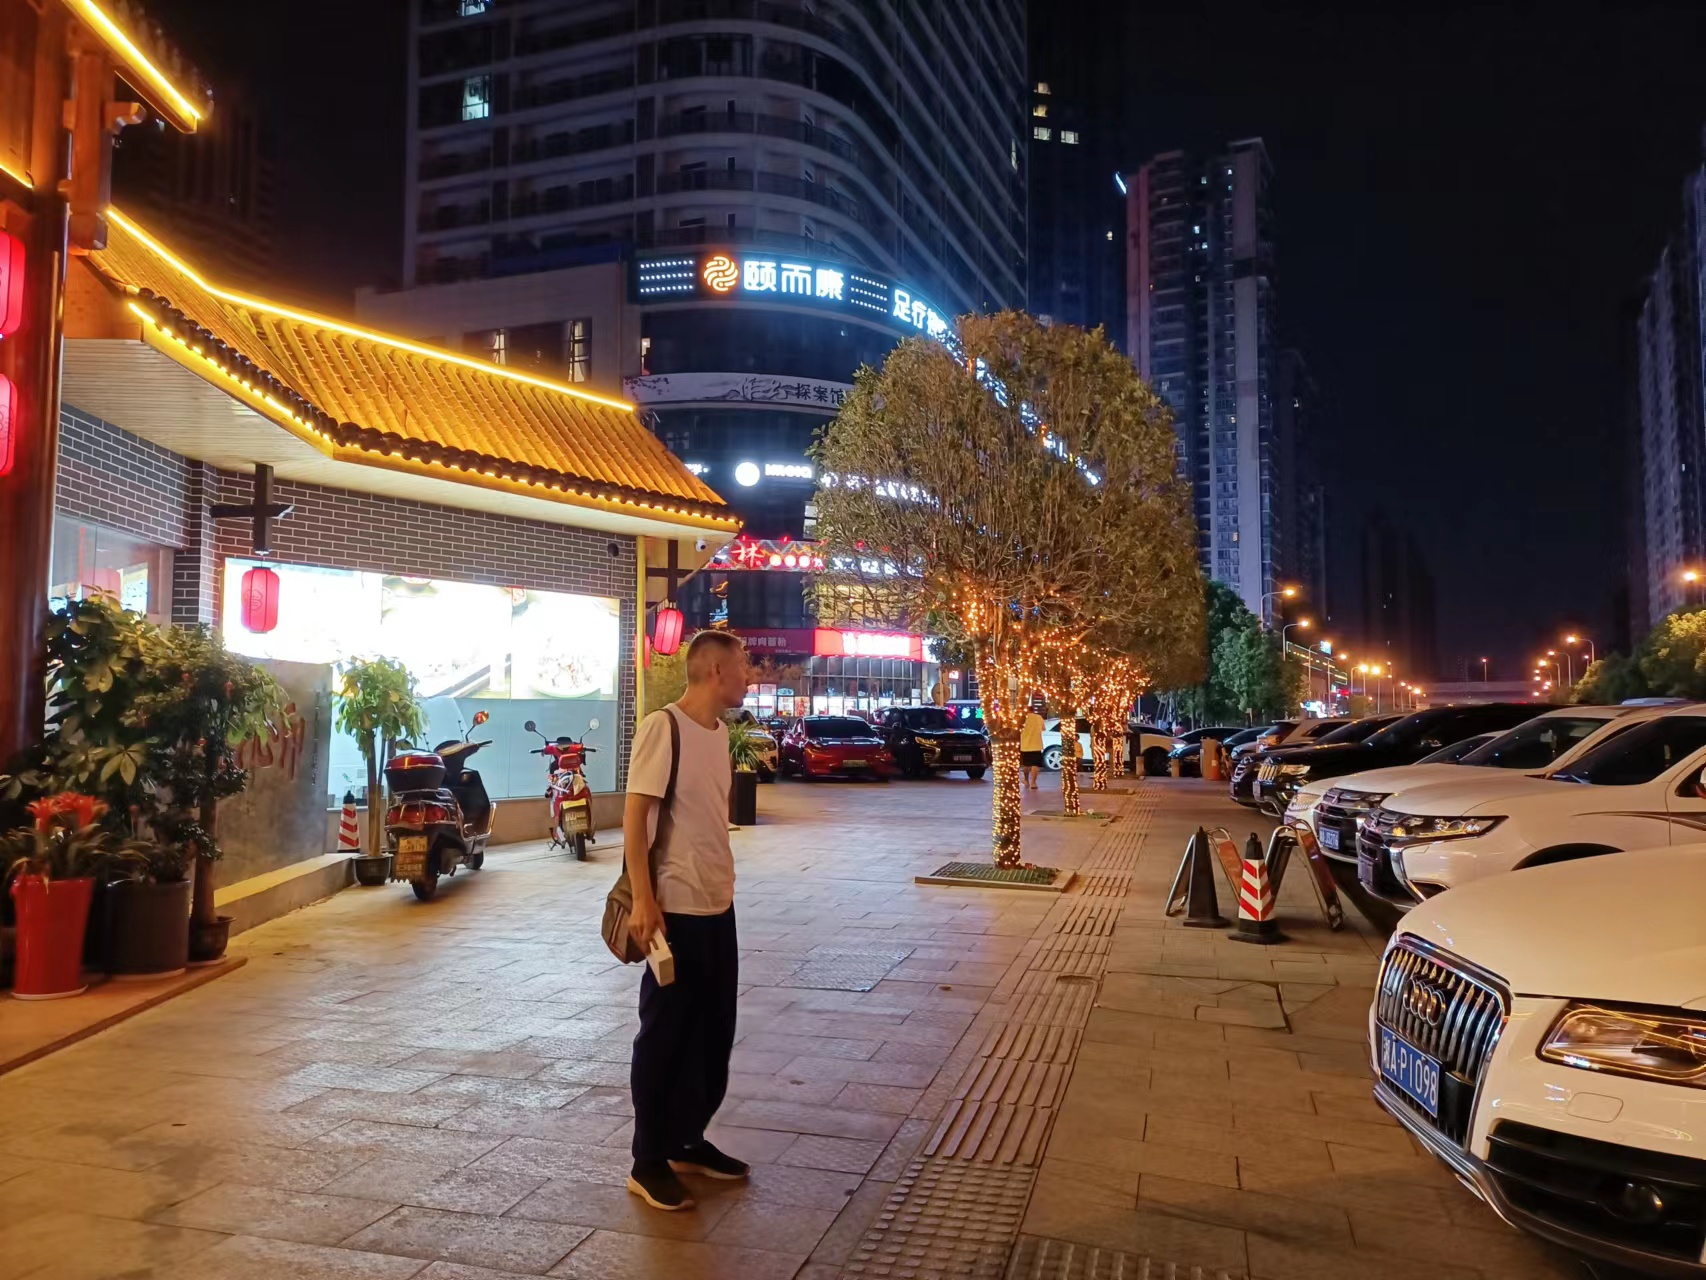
[633, 250, 951, 342]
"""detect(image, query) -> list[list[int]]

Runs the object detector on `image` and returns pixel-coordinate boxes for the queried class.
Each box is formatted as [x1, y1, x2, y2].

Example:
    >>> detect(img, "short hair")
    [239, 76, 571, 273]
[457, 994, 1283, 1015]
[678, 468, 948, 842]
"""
[685, 629, 745, 681]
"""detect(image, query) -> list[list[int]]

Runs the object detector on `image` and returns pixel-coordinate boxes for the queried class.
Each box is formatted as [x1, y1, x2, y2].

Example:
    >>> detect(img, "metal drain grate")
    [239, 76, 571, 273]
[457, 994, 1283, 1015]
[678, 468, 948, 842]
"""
[1006, 1235, 1242, 1280]
[930, 862, 1064, 884]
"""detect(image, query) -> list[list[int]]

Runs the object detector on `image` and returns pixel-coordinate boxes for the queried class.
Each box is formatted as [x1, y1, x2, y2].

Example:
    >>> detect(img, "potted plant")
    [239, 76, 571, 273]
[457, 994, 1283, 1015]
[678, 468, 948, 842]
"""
[334, 657, 425, 883]
[105, 840, 191, 979]
[129, 625, 287, 965]
[727, 719, 762, 826]
[2, 793, 136, 999]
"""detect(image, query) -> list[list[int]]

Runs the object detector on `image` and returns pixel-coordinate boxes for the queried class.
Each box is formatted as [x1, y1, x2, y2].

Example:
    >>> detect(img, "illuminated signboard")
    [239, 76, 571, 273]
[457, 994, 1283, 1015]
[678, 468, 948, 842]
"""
[634, 251, 950, 341]
[732, 628, 925, 661]
[714, 536, 827, 572]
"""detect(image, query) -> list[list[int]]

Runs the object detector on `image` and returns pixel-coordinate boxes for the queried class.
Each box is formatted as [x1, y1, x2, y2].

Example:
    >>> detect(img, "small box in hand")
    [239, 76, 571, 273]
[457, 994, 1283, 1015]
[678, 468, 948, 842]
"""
[645, 933, 675, 986]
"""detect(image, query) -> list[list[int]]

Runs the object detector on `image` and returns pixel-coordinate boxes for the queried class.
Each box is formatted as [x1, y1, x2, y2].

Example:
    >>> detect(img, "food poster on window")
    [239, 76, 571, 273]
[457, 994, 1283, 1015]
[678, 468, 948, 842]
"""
[509, 590, 619, 699]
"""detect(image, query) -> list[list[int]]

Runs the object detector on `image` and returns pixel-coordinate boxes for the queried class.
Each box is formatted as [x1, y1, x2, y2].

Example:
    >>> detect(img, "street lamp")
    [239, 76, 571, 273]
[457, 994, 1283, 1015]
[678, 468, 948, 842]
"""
[1686, 570, 1700, 608]
[1480, 656, 1489, 682]
[1260, 586, 1298, 626]
[1281, 618, 1311, 648]
[1566, 633, 1595, 666]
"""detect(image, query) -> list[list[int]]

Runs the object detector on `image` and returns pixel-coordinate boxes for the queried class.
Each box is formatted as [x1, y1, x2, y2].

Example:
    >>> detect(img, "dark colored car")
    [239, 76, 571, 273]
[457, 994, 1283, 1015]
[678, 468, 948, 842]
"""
[1302, 703, 1551, 880]
[1248, 715, 1401, 811]
[883, 706, 990, 779]
[1168, 725, 1260, 776]
[780, 716, 896, 780]
[1229, 719, 1350, 805]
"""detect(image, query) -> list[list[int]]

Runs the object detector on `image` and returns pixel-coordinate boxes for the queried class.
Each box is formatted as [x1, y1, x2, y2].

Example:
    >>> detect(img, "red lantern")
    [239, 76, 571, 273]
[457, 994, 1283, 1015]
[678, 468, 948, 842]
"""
[240, 565, 280, 633]
[0, 374, 13, 478]
[0, 229, 23, 340]
[652, 604, 684, 656]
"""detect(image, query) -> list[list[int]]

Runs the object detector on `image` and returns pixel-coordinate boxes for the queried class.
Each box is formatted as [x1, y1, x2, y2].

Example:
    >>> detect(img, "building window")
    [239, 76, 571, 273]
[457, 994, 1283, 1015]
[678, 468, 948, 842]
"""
[1035, 81, 1051, 94]
[461, 75, 491, 121]
[567, 318, 590, 383]
[1033, 126, 1051, 141]
[1032, 103, 1048, 118]
[487, 328, 507, 364]
[458, 0, 488, 13]
[1060, 130, 1079, 144]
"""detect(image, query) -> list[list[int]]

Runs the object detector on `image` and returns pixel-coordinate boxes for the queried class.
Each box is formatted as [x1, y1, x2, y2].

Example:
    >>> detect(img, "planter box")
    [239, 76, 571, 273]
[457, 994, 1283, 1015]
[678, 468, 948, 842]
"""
[729, 770, 759, 826]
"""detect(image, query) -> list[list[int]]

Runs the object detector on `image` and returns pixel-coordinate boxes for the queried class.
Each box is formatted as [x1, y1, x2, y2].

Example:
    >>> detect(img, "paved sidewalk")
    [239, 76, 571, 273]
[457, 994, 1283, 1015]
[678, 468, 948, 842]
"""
[0, 775, 1581, 1279]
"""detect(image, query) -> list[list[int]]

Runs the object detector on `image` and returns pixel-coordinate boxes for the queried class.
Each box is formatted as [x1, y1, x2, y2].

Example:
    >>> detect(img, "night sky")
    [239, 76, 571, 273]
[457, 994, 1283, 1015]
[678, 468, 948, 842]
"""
[146, 0, 1706, 679]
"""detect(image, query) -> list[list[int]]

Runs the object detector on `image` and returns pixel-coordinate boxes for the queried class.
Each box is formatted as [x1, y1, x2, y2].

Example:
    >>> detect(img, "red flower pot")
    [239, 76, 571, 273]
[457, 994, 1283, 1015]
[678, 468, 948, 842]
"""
[9, 875, 94, 999]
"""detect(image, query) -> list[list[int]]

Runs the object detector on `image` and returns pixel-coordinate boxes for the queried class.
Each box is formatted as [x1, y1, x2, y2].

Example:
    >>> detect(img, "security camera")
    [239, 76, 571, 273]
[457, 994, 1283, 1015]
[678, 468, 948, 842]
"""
[695, 537, 708, 553]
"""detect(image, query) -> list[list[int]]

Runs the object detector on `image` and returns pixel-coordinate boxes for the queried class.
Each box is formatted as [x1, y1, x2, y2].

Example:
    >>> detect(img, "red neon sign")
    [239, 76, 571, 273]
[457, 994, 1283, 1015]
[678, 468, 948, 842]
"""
[0, 229, 22, 340]
[812, 629, 923, 660]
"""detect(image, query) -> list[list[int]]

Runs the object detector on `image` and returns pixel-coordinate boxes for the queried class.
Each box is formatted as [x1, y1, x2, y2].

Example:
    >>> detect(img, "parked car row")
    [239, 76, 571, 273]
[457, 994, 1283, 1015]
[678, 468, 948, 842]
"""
[1239, 699, 1706, 1276]
[758, 707, 993, 781]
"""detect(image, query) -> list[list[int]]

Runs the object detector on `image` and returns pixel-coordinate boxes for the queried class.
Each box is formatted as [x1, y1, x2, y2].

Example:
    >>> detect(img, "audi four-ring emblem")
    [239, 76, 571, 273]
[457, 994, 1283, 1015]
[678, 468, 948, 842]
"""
[1402, 978, 1449, 1028]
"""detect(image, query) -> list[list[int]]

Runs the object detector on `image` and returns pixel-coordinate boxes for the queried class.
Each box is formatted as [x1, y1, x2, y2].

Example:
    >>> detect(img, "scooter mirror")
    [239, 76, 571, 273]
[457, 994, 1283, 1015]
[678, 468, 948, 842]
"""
[587, 718, 601, 732]
[523, 720, 537, 733]
[472, 710, 490, 727]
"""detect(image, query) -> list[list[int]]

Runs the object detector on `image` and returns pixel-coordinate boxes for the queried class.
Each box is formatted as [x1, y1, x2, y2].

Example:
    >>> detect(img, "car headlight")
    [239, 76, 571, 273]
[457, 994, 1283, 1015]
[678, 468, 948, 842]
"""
[1386, 815, 1502, 843]
[1540, 1004, 1706, 1087]
[1277, 764, 1310, 778]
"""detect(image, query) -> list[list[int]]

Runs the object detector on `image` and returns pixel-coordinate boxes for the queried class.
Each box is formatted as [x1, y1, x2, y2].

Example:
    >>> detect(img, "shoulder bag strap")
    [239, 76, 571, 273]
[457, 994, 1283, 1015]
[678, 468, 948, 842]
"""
[662, 705, 681, 812]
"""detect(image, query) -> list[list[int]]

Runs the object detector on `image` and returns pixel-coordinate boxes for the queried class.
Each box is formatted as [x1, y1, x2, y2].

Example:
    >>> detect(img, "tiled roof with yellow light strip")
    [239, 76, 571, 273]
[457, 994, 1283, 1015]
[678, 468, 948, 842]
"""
[84, 208, 733, 527]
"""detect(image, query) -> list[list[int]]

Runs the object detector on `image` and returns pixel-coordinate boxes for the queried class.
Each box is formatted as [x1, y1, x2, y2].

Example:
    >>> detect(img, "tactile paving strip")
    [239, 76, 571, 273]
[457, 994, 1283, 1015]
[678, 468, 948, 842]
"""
[1031, 935, 1110, 973]
[1048, 901, 1121, 938]
[1005, 1235, 1241, 1280]
[843, 1159, 1037, 1279]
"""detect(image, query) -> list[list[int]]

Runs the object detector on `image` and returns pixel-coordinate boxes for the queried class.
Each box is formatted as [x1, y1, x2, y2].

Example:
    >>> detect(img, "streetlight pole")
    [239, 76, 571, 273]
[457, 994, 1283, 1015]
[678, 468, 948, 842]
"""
[1480, 656, 1489, 683]
[1260, 586, 1298, 627]
[1567, 634, 1595, 667]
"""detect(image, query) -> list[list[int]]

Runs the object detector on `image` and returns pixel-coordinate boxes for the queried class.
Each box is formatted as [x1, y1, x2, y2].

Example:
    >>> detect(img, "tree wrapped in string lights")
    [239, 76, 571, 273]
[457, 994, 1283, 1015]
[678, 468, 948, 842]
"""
[1058, 717, 1083, 815]
[811, 312, 1198, 866]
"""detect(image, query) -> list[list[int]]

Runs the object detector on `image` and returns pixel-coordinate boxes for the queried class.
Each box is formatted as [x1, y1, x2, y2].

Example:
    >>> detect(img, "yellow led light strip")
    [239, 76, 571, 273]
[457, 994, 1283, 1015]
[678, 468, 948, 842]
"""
[64, 0, 205, 129]
[0, 159, 32, 190]
[125, 298, 738, 529]
[105, 207, 637, 413]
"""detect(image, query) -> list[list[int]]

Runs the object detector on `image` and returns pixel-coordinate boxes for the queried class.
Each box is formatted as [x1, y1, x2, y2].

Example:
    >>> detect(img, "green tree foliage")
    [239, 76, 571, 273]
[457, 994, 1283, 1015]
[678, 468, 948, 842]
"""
[643, 645, 689, 717]
[335, 657, 426, 856]
[1572, 651, 1648, 704]
[1635, 608, 1706, 699]
[1165, 581, 1301, 723]
[812, 313, 1201, 865]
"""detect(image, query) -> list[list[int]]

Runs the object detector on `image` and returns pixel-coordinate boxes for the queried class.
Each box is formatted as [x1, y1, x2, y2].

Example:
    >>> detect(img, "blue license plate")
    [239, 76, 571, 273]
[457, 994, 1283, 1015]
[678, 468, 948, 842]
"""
[1378, 1025, 1440, 1117]
[1319, 825, 1340, 851]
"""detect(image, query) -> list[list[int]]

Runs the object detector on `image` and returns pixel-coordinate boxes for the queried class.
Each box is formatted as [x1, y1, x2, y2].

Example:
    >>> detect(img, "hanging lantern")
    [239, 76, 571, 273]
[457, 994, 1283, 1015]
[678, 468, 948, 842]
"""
[240, 565, 281, 633]
[652, 603, 685, 656]
[0, 374, 13, 478]
[0, 228, 23, 340]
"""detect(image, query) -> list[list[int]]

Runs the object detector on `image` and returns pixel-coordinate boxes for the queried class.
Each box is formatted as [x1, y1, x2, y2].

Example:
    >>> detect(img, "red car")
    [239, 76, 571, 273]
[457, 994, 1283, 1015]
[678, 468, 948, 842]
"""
[781, 716, 896, 780]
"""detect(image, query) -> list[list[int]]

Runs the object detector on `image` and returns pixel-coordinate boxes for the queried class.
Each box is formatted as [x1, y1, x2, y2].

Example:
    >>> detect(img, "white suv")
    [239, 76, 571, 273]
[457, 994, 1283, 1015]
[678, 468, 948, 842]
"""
[1371, 849, 1706, 1274]
[1360, 705, 1706, 907]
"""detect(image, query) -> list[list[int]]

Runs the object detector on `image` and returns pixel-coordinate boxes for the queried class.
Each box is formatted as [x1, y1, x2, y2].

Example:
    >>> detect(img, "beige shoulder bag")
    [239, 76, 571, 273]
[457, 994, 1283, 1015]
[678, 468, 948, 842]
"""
[601, 706, 680, 963]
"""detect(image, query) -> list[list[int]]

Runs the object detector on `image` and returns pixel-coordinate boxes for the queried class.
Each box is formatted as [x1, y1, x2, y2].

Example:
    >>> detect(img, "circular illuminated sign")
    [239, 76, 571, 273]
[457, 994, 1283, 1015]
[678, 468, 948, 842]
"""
[702, 254, 738, 293]
[734, 461, 761, 487]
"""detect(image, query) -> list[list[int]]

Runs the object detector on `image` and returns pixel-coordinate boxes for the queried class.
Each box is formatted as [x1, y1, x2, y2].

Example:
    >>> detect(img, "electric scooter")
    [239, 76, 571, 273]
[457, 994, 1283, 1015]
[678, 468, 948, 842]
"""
[384, 709, 496, 901]
[525, 718, 599, 860]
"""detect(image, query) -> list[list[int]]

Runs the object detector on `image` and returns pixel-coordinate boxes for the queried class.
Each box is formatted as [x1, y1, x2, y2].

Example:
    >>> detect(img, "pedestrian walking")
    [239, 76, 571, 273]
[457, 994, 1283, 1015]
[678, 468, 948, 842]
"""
[622, 630, 751, 1211]
[1020, 707, 1046, 789]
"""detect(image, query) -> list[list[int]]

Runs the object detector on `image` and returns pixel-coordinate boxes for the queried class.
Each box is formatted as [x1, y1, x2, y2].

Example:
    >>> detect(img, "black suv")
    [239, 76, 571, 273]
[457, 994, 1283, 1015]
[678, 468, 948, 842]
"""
[884, 706, 990, 779]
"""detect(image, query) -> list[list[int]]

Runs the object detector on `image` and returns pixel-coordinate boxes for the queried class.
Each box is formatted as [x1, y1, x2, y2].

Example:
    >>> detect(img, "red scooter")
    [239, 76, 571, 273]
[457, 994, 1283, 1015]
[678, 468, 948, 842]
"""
[526, 718, 599, 860]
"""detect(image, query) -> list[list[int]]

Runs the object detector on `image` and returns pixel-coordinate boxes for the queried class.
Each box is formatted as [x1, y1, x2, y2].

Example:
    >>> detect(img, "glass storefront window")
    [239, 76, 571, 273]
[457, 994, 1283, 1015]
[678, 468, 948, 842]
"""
[220, 560, 623, 803]
[50, 517, 173, 621]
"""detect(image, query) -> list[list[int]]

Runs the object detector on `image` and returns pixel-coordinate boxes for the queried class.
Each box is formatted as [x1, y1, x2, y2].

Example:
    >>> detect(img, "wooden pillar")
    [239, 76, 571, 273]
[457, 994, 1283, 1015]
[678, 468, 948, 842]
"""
[0, 5, 71, 771]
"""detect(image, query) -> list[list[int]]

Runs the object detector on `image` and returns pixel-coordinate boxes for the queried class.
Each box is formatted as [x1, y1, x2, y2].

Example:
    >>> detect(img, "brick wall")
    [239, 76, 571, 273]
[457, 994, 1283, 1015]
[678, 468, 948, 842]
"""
[54, 407, 641, 783]
[57, 405, 192, 549]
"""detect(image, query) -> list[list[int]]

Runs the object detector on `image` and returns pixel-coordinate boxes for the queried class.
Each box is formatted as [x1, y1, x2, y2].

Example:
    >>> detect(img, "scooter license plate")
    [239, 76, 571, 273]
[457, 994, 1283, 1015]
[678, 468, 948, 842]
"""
[560, 804, 591, 835]
[393, 836, 428, 879]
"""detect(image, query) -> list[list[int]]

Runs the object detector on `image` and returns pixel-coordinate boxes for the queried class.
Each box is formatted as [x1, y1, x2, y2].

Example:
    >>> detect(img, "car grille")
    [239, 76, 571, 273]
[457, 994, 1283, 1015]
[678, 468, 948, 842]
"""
[1256, 760, 1279, 782]
[1376, 939, 1508, 1146]
[1230, 754, 1258, 796]
[1313, 788, 1388, 860]
[1485, 1120, 1706, 1263]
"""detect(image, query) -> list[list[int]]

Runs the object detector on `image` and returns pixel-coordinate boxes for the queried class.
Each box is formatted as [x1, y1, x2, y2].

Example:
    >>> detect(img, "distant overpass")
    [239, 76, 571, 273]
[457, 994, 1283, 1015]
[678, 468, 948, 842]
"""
[1414, 681, 1553, 707]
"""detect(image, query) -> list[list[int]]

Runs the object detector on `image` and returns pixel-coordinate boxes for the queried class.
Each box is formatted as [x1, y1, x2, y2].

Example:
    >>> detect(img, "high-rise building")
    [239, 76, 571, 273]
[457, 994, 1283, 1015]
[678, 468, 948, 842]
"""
[1123, 140, 1283, 619]
[110, 86, 276, 288]
[1274, 349, 1326, 617]
[1026, 10, 1123, 342]
[1634, 149, 1706, 624]
[361, 0, 1027, 714]
[1359, 512, 1439, 681]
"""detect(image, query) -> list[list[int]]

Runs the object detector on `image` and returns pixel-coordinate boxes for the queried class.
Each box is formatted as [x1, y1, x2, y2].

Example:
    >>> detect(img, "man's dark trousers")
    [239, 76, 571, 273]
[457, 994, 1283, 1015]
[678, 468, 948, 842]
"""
[630, 907, 739, 1164]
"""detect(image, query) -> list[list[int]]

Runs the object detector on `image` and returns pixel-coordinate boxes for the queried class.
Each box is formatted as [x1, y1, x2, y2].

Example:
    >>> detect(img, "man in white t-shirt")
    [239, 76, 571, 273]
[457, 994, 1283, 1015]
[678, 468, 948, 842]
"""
[622, 629, 749, 1211]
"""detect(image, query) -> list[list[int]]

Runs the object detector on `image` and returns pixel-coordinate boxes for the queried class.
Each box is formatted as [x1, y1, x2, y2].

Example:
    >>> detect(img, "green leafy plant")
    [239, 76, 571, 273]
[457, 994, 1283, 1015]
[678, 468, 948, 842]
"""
[726, 719, 765, 773]
[334, 657, 426, 855]
[643, 643, 690, 717]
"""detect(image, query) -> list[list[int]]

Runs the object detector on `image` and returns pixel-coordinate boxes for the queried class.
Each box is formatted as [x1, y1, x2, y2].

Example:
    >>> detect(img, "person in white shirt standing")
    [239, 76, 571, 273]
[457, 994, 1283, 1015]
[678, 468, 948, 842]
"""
[622, 630, 750, 1211]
